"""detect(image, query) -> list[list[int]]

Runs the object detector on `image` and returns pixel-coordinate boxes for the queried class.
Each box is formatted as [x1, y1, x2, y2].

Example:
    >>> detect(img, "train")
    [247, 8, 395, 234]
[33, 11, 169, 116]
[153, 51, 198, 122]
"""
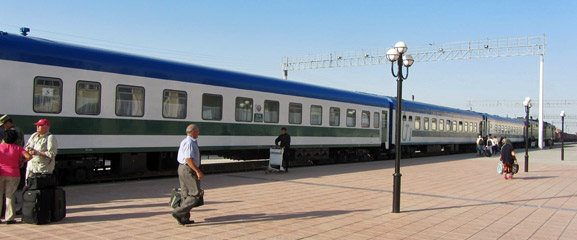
[0, 32, 532, 184]
[525, 118, 557, 147]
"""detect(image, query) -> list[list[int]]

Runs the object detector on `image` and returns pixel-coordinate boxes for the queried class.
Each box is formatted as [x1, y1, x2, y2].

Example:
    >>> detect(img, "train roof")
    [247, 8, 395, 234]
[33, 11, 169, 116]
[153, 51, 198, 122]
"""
[0, 32, 392, 108]
[391, 98, 482, 118]
[485, 113, 525, 124]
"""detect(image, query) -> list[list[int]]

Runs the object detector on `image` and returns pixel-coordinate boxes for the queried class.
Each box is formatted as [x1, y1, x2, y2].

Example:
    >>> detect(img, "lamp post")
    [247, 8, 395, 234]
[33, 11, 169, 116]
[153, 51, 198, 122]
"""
[561, 111, 566, 160]
[523, 97, 532, 172]
[386, 41, 414, 213]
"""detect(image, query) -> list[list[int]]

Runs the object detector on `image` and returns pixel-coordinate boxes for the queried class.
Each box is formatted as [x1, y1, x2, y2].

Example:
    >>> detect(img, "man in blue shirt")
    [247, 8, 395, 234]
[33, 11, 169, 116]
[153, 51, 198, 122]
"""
[172, 124, 204, 225]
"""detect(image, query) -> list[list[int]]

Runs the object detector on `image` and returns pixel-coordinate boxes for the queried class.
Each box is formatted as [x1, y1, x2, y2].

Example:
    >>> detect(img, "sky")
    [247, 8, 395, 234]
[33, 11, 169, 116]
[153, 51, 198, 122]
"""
[2, 0, 576, 132]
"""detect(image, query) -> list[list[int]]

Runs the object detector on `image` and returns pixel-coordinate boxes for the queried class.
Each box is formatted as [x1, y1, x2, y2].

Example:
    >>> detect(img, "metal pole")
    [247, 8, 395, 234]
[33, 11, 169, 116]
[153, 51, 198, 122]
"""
[392, 57, 403, 213]
[561, 118, 564, 159]
[524, 106, 529, 172]
[538, 55, 544, 149]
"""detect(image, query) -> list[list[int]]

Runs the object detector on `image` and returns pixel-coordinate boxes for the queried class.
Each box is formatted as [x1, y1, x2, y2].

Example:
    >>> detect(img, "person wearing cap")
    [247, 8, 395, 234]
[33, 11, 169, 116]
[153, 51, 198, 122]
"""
[24, 119, 58, 179]
[0, 115, 24, 147]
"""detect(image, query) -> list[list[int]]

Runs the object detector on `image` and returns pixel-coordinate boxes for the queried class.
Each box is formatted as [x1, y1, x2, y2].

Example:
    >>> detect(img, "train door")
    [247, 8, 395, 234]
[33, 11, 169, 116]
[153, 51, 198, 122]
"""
[480, 115, 488, 136]
[381, 110, 389, 149]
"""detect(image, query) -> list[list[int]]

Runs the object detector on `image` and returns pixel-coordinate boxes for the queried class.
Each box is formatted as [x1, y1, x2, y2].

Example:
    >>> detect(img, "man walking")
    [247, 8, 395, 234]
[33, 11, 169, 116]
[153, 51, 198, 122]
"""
[275, 127, 291, 172]
[172, 124, 203, 226]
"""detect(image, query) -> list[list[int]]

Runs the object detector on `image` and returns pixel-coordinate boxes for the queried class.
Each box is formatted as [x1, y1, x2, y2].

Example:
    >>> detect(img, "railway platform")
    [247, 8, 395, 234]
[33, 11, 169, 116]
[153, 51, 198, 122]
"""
[2, 144, 577, 239]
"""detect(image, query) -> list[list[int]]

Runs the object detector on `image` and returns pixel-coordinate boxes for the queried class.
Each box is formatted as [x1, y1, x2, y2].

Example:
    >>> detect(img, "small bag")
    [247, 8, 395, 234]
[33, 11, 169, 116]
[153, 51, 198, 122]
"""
[512, 164, 519, 174]
[169, 188, 204, 209]
[512, 156, 519, 174]
[169, 188, 182, 209]
[497, 162, 504, 174]
[193, 189, 204, 208]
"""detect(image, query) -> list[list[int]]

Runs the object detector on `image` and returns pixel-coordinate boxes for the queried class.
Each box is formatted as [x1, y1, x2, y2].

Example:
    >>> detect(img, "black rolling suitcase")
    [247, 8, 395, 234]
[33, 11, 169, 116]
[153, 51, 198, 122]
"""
[22, 189, 54, 225]
[52, 188, 66, 222]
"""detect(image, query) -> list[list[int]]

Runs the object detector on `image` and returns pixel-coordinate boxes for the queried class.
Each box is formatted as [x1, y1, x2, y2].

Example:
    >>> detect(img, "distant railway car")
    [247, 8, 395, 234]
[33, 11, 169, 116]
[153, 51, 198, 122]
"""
[394, 100, 483, 155]
[526, 119, 556, 146]
[483, 114, 525, 144]
[0, 32, 533, 184]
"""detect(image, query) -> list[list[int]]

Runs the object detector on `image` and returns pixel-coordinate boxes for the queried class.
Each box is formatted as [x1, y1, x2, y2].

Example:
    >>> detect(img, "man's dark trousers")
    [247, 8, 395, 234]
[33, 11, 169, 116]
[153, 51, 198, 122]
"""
[283, 149, 291, 172]
[173, 164, 201, 220]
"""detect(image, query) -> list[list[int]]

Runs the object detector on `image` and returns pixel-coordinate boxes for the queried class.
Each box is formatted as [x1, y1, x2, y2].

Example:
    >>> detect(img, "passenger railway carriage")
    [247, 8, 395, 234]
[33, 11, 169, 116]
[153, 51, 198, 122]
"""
[0, 32, 527, 184]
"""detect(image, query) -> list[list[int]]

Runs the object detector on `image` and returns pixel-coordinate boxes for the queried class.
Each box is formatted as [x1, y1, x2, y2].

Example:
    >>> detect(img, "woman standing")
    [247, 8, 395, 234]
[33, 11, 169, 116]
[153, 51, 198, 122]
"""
[0, 130, 31, 224]
[500, 139, 516, 180]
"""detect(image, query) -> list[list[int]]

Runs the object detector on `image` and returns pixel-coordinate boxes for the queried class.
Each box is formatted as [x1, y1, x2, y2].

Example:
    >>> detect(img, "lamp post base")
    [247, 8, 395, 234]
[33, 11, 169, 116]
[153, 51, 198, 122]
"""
[524, 154, 529, 172]
[392, 172, 402, 213]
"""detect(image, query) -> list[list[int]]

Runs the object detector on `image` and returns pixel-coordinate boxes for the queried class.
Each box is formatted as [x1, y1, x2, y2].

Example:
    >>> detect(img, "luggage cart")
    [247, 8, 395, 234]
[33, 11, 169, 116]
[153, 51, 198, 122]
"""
[265, 146, 286, 174]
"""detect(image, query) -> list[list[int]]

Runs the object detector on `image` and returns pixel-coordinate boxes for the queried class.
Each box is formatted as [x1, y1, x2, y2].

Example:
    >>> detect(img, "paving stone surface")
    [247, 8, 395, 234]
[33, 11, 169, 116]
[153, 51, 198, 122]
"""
[2, 144, 577, 239]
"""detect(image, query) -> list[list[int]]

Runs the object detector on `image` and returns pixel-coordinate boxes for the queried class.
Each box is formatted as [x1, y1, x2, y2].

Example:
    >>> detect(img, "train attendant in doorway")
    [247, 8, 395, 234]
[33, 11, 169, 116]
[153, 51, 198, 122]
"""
[275, 127, 291, 172]
[500, 139, 516, 180]
[24, 119, 58, 179]
[0, 130, 31, 224]
[172, 124, 203, 226]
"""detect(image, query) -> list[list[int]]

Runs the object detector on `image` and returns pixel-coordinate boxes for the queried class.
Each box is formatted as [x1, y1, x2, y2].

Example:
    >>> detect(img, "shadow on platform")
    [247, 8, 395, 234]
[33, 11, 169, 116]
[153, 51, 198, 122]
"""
[198, 209, 370, 226]
[59, 211, 167, 224]
[403, 193, 577, 213]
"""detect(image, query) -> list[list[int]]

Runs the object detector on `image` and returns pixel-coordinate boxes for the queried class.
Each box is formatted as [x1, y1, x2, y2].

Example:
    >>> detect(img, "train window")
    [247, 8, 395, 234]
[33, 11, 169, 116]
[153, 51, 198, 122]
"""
[33, 77, 63, 114]
[235, 97, 253, 122]
[115, 85, 144, 117]
[361, 111, 370, 128]
[163, 90, 187, 119]
[346, 109, 356, 127]
[439, 119, 444, 131]
[289, 103, 302, 124]
[373, 112, 380, 128]
[414, 116, 421, 130]
[264, 100, 280, 123]
[201, 94, 222, 120]
[431, 118, 437, 131]
[446, 120, 451, 131]
[464, 122, 468, 132]
[402, 115, 407, 121]
[311, 105, 323, 125]
[383, 112, 388, 131]
[424, 117, 429, 130]
[409, 116, 413, 122]
[453, 121, 457, 132]
[474, 123, 478, 133]
[76, 81, 101, 115]
[330, 107, 340, 126]
[458, 121, 463, 132]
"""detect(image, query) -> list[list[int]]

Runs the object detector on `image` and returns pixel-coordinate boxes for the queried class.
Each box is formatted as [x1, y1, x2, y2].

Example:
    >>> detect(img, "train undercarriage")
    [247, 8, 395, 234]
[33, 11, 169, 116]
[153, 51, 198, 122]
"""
[50, 142, 501, 185]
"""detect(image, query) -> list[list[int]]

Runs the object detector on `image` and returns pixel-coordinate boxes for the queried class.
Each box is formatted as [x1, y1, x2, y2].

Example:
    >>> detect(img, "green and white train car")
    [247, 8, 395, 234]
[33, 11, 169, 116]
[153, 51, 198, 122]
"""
[0, 32, 392, 183]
